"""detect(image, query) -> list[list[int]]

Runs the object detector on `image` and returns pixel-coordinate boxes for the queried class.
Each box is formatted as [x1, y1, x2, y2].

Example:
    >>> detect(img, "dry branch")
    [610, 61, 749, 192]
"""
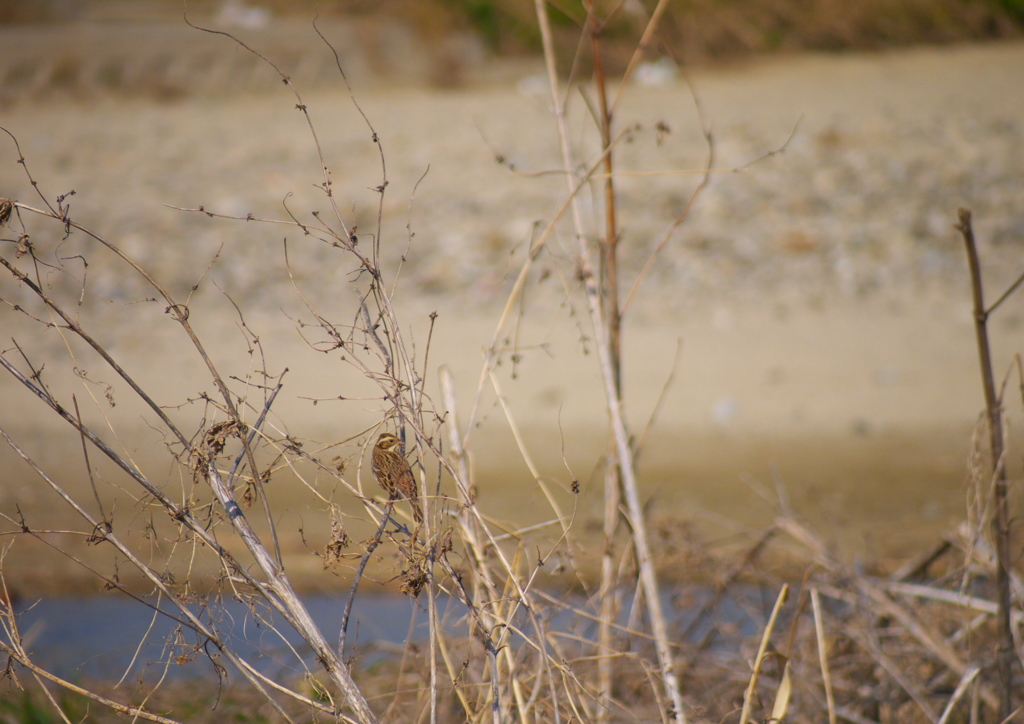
[956, 207, 1017, 720]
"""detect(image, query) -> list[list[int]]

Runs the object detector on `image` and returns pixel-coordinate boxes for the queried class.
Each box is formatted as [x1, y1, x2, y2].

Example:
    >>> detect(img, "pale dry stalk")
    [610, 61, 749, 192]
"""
[810, 587, 838, 724]
[206, 462, 376, 723]
[533, 1, 686, 719]
[739, 584, 788, 724]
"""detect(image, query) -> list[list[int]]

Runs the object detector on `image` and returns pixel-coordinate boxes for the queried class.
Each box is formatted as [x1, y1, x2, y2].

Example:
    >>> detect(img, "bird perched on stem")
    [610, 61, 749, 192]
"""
[371, 432, 423, 524]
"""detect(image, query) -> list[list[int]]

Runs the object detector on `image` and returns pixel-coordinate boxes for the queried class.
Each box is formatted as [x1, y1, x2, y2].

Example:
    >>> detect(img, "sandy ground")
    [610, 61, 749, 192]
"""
[2, 29, 1024, 590]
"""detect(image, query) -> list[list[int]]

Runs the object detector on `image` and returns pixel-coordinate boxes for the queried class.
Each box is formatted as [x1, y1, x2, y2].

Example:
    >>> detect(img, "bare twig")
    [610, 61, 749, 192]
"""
[0, 640, 184, 724]
[955, 207, 1015, 720]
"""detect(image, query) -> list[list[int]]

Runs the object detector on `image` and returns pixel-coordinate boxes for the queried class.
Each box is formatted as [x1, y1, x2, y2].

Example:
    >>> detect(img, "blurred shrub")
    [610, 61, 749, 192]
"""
[0, 0, 83, 22]
[4, 0, 1021, 61]
[438, 0, 1024, 63]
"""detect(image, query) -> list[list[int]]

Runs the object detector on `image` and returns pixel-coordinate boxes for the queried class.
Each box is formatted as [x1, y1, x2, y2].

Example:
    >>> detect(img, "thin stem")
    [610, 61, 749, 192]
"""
[955, 207, 1014, 720]
[533, 0, 686, 719]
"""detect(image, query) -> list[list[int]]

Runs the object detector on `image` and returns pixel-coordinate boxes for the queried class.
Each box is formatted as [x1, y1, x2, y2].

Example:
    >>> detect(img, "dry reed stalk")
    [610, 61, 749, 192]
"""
[956, 208, 1020, 721]
[584, 2, 625, 715]
[739, 583, 788, 724]
[937, 665, 982, 724]
[598, 453, 622, 724]
[532, 0, 687, 719]
[440, 366, 537, 722]
[811, 587, 837, 724]
[881, 579, 1024, 626]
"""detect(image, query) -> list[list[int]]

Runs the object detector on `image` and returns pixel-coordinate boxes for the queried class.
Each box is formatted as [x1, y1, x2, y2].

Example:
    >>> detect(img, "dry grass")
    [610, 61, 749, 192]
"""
[1, 512, 1017, 722]
[0, 4, 1021, 723]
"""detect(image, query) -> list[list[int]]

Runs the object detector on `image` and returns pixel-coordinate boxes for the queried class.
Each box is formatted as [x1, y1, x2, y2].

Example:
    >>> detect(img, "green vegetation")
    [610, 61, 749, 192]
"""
[2, 0, 1022, 63]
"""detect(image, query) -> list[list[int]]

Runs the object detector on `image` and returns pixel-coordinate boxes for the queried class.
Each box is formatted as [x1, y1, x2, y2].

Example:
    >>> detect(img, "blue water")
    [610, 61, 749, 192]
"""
[8, 591, 436, 681]
[5, 586, 767, 682]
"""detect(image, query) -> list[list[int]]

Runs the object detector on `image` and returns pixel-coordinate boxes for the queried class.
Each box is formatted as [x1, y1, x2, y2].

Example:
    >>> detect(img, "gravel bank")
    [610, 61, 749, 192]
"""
[2, 35, 1024, 567]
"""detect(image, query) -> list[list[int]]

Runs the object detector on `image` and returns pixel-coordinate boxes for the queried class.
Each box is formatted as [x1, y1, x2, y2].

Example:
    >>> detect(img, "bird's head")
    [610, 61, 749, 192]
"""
[375, 432, 402, 451]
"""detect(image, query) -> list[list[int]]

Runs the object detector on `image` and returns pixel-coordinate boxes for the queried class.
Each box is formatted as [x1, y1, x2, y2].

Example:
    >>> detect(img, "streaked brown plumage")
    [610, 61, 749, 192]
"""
[371, 432, 422, 523]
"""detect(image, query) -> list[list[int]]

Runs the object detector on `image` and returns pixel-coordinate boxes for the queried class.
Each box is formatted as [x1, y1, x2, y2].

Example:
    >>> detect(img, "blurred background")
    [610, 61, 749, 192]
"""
[2, 0, 1024, 101]
[2, 0, 1024, 588]
[3, 0, 1024, 55]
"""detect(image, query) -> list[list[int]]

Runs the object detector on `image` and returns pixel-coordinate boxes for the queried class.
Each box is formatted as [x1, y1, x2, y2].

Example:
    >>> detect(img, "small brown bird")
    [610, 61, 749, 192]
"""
[371, 432, 422, 524]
